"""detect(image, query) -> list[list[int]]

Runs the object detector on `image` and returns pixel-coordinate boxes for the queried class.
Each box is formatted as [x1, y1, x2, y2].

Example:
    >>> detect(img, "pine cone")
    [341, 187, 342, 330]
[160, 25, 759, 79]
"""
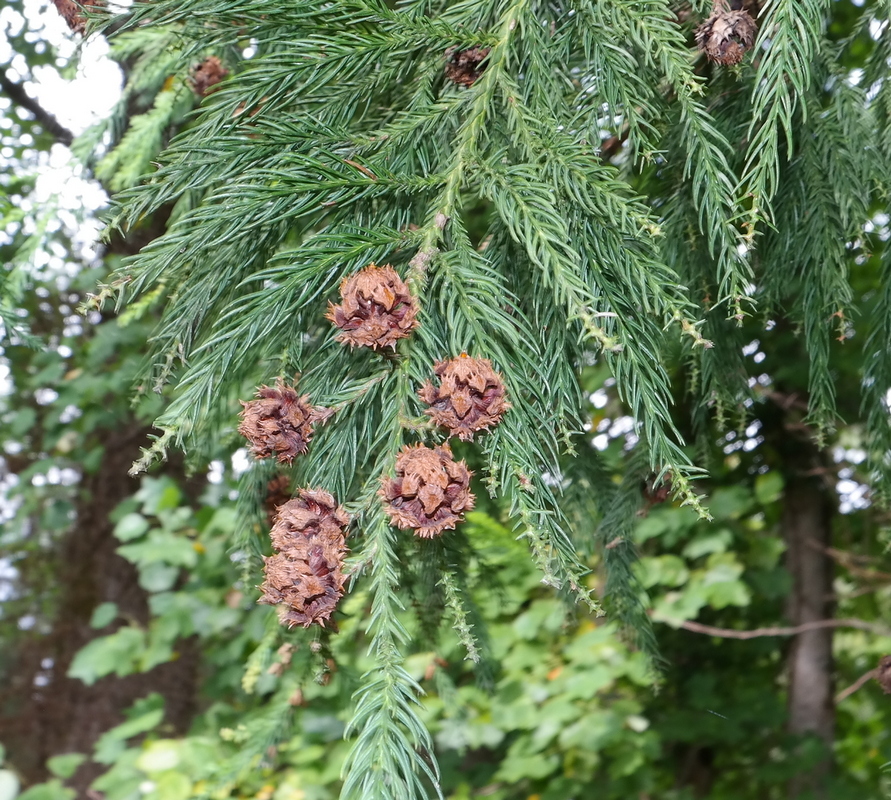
[380, 443, 474, 537]
[239, 381, 333, 464]
[695, 9, 757, 65]
[190, 56, 229, 97]
[444, 46, 490, 87]
[326, 264, 419, 349]
[878, 655, 891, 694]
[259, 489, 350, 628]
[419, 355, 510, 441]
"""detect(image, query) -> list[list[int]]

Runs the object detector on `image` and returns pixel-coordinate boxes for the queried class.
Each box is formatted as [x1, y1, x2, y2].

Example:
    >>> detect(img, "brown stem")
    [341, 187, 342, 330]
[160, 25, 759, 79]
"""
[835, 669, 878, 704]
[0, 69, 74, 146]
[675, 617, 891, 639]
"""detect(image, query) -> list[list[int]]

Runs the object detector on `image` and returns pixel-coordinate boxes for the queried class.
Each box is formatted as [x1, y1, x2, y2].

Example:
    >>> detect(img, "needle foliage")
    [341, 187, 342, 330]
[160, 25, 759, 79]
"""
[73, 0, 891, 796]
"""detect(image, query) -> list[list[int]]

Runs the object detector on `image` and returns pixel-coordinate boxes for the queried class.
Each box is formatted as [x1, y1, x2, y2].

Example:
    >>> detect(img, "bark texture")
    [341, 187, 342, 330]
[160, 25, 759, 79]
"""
[768, 400, 836, 797]
[0, 426, 201, 794]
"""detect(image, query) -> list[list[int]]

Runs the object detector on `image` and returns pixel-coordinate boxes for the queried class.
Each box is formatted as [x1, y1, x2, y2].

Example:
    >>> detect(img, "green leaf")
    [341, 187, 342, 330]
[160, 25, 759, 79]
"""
[135, 477, 183, 515]
[6, 407, 37, 437]
[635, 555, 689, 589]
[67, 627, 146, 685]
[137, 562, 180, 593]
[754, 471, 785, 505]
[135, 741, 180, 773]
[707, 488, 754, 521]
[147, 771, 192, 800]
[46, 754, 86, 780]
[117, 531, 198, 569]
[682, 529, 732, 560]
[94, 696, 166, 765]
[114, 513, 150, 542]
[90, 602, 119, 629]
[17, 779, 76, 800]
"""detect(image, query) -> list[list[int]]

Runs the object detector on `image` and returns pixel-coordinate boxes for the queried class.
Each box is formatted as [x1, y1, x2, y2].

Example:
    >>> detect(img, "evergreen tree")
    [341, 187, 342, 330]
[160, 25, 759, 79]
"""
[5, 0, 891, 798]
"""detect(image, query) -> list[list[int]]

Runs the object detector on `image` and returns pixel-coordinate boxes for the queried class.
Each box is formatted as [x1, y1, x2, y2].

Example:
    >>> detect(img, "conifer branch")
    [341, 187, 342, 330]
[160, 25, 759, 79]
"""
[740, 0, 829, 227]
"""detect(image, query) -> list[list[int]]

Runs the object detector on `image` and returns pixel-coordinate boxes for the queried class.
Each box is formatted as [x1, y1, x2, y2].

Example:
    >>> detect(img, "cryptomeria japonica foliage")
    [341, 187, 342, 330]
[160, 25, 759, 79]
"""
[65, 0, 891, 796]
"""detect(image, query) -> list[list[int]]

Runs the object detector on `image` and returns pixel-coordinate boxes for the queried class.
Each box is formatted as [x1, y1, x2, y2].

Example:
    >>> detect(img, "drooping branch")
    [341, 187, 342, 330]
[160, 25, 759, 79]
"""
[0, 69, 74, 146]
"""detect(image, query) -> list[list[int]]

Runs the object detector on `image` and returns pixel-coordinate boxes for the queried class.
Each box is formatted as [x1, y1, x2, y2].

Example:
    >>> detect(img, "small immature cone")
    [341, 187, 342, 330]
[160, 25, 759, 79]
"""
[380, 443, 474, 537]
[326, 264, 419, 349]
[419, 355, 510, 441]
[190, 56, 229, 98]
[238, 381, 333, 464]
[259, 489, 350, 628]
[444, 46, 490, 87]
[695, 4, 757, 66]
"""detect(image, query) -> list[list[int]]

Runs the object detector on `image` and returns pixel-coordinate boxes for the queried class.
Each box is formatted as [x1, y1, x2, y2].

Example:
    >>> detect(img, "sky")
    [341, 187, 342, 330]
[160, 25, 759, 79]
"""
[1, 0, 122, 133]
[1, 0, 123, 259]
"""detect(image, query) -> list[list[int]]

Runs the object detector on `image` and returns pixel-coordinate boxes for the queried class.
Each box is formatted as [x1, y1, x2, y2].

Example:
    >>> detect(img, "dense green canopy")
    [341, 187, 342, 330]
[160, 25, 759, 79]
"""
[2, 0, 891, 798]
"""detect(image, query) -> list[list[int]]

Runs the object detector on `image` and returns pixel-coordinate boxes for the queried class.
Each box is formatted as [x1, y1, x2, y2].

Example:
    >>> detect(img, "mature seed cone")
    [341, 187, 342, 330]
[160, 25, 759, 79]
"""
[239, 381, 333, 464]
[444, 46, 490, 87]
[268, 489, 350, 553]
[380, 443, 474, 537]
[326, 264, 419, 349]
[695, 8, 757, 65]
[419, 355, 510, 441]
[190, 56, 229, 98]
[259, 489, 350, 628]
[878, 655, 891, 694]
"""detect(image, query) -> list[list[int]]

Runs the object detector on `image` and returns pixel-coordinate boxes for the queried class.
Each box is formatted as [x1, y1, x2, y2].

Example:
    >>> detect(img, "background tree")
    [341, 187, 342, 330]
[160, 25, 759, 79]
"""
[2, 1, 891, 800]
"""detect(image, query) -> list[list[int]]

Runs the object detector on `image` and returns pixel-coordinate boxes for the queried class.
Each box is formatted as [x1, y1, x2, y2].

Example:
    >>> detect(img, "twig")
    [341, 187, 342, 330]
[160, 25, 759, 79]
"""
[835, 668, 878, 704]
[674, 618, 891, 639]
[0, 69, 74, 146]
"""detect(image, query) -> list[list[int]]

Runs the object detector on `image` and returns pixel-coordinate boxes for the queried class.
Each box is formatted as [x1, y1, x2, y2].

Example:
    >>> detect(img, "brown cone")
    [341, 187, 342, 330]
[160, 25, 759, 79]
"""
[419, 355, 510, 441]
[877, 655, 891, 694]
[51, 0, 100, 34]
[238, 381, 333, 464]
[380, 443, 474, 537]
[695, 9, 757, 65]
[326, 264, 419, 349]
[259, 489, 349, 628]
[190, 56, 229, 98]
[444, 46, 490, 87]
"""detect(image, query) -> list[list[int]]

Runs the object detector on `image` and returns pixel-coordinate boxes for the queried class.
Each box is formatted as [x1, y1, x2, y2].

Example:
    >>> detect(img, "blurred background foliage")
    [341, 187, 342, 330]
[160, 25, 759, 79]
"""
[2, 1, 891, 800]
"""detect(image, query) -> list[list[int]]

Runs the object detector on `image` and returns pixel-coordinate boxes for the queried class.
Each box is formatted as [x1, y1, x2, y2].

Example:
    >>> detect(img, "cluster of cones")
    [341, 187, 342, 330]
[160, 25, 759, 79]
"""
[695, 0, 759, 66]
[238, 264, 510, 628]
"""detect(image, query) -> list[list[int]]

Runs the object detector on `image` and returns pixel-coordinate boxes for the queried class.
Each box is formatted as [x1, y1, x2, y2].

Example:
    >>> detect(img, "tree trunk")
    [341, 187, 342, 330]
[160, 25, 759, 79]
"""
[782, 443, 835, 797]
[0, 425, 201, 794]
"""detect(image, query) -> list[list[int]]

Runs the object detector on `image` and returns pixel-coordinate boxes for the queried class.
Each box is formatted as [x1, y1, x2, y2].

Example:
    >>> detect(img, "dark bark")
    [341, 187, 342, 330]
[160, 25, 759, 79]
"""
[0, 426, 201, 794]
[782, 461, 835, 797]
[761, 394, 836, 798]
[783, 472, 835, 743]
